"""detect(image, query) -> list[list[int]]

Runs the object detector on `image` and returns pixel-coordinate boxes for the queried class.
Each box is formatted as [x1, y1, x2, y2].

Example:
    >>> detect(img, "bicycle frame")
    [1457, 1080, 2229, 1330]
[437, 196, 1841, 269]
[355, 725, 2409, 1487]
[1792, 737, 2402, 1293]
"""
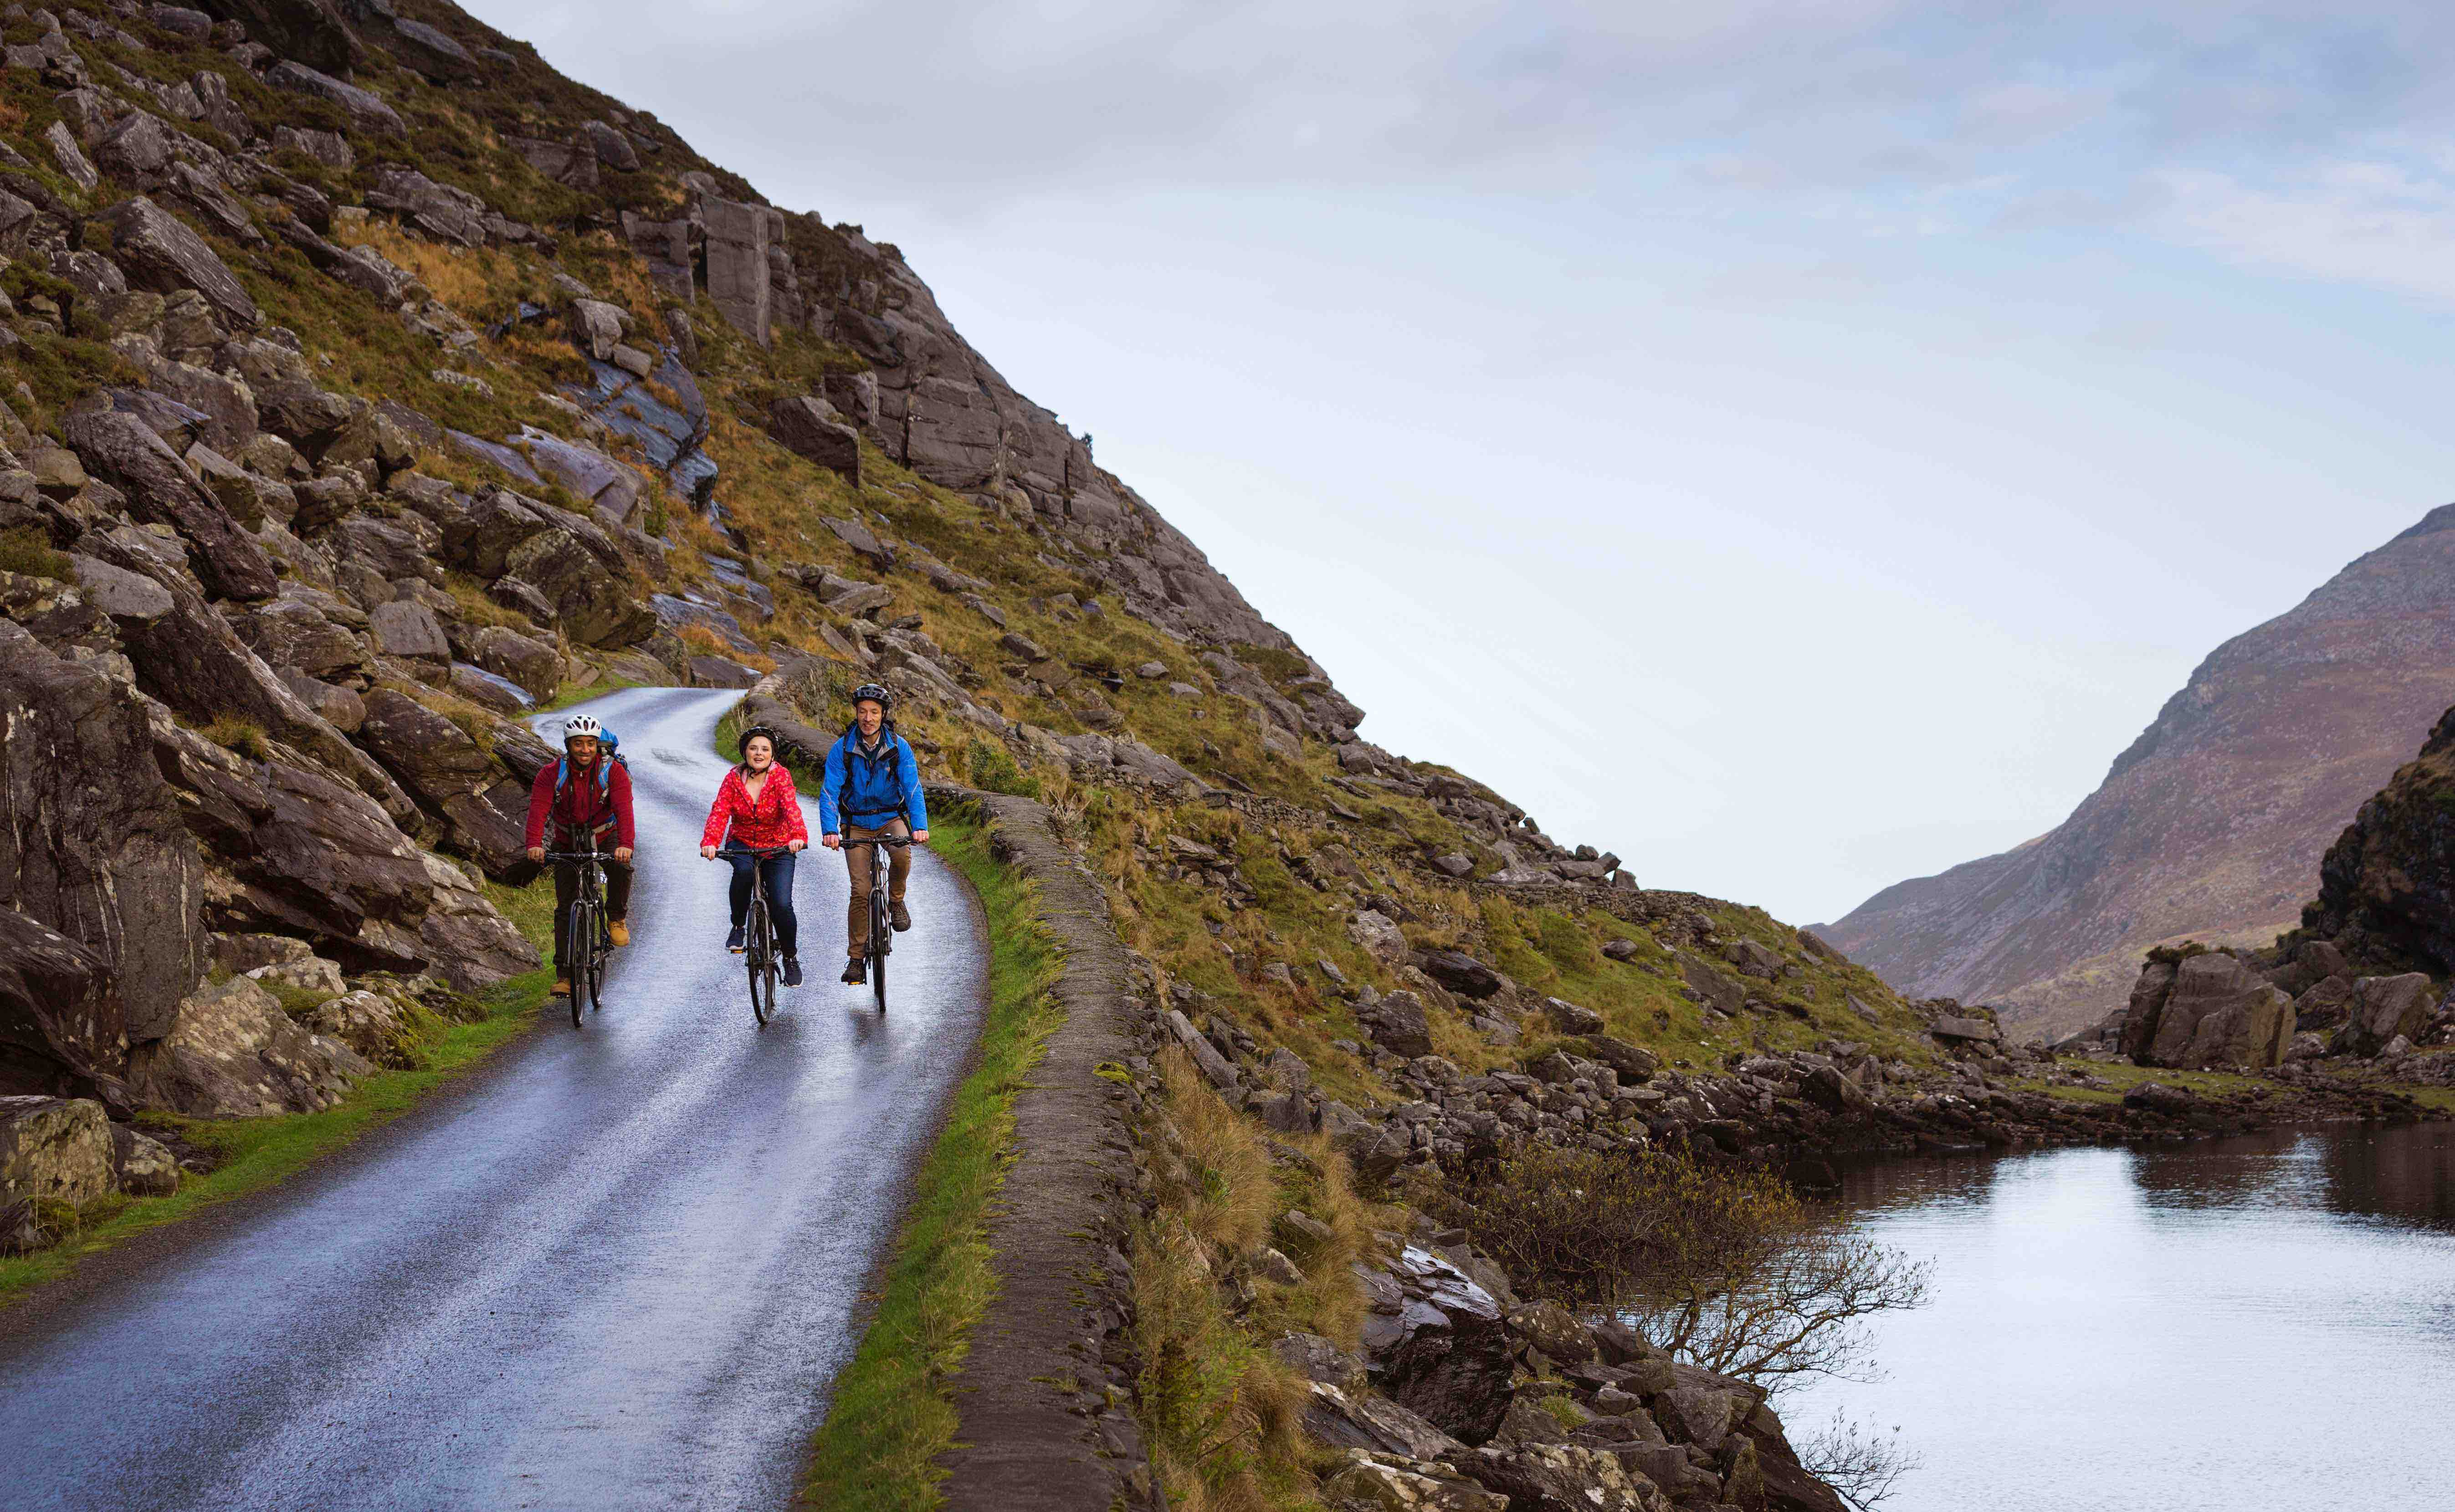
[542, 836, 611, 1027]
[717, 846, 792, 1025]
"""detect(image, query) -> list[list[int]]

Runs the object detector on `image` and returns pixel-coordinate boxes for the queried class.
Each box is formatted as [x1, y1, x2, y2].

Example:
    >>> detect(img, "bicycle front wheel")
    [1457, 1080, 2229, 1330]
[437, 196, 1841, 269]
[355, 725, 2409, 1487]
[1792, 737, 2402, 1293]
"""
[586, 911, 608, 1013]
[746, 899, 772, 1026]
[565, 905, 594, 1028]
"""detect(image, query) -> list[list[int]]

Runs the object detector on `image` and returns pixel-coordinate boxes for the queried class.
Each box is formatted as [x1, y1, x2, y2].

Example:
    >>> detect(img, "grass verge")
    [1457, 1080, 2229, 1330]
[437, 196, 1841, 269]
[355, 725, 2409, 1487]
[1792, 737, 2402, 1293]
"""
[0, 964, 556, 1302]
[793, 802, 1065, 1511]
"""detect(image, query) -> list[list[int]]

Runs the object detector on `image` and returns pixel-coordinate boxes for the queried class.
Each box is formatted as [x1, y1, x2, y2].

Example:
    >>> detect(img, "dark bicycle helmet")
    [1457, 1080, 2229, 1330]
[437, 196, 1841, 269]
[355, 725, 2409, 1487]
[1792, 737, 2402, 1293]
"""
[736, 723, 779, 757]
[850, 682, 891, 711]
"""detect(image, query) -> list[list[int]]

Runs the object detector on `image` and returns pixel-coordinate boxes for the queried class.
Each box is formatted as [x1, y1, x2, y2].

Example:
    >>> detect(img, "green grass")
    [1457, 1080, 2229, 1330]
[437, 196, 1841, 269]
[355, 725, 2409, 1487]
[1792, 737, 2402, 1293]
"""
[0, 956, 557, 1302]
[793, 804, 1066, 1511]
[2015, 1059, 2268, 1106]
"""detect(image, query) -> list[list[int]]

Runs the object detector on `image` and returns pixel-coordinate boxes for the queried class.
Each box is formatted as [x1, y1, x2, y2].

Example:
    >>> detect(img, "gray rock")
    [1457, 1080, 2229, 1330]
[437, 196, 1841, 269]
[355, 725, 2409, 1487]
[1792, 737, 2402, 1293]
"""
[702, 195, 772, 345]
[272, 124, 353, 170]
[1358, 990, 1435, 1059]
[0, 1096, 116, 1209]
[566, 298, 626, 360]
[368, 599, 450, 662]
[465, 625, 562, 701]
[1928, 1015, 2003, 1045]
[581, 119, 638, 172]
[130, 975, 373, 1117]
[108, 1121, 179, 1197]
[766, 397, 861, 484]
[1459, 1442, 1668, 1512]
[43, 122, 97, 192]
[1725, 939, 1785, 979]
[2334, 973, 2436, 1058]
[265, 60, 405, 137]
[1420, 949, 1506, 999]
[103, 196, 260, 331]
[1361, 1245, 1515, 1444]
[1163, 1009, 1241, 1094]
[1544, 997, 1605, 1034]
[1349, 908, 1409, 964]
[2137, 954, 2294, 1068]
[67, 553, 173, 621]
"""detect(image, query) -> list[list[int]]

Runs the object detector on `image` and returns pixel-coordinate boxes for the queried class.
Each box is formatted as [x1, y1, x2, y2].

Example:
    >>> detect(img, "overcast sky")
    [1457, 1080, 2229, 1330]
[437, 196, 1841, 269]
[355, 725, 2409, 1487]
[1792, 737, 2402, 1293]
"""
[467, 0, 2455, 924]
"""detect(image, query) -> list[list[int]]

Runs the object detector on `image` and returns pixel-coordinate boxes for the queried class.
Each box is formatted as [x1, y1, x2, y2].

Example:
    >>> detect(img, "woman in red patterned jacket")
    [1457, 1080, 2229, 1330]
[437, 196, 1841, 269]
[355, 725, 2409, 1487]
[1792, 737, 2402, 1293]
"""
[699, 724, 811, 984]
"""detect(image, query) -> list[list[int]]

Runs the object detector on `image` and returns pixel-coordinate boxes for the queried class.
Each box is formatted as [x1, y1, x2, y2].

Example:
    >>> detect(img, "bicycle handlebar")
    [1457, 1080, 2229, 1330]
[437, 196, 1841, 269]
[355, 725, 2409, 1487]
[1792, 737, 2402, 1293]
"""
[840, 835, 912, 849]
[539, 851, 609, 862]
[712, 845, 795, 858]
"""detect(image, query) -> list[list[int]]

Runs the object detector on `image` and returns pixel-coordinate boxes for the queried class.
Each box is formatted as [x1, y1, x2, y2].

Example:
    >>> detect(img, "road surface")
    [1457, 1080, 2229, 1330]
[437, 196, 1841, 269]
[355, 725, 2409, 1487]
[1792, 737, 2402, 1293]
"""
[0, 686, 986, 1511]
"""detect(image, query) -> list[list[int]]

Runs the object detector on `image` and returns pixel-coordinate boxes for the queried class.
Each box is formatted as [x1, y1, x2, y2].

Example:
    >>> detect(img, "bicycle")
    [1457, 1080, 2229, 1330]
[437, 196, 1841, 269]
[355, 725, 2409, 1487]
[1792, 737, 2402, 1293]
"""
[847, 833, 912, 1016]
[716, 845, 791, 1027]
[542, 839, 613, 1030]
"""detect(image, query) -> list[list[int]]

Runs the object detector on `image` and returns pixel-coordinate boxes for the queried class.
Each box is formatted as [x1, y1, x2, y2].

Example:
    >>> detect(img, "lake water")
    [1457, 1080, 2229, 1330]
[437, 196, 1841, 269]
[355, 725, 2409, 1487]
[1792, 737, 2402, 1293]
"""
[1784, 1123, 2455, 1512]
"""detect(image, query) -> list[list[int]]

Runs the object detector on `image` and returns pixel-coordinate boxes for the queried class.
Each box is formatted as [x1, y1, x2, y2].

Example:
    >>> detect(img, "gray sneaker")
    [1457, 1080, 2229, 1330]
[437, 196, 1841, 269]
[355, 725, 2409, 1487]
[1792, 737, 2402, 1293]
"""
[890, 901, 912, 932]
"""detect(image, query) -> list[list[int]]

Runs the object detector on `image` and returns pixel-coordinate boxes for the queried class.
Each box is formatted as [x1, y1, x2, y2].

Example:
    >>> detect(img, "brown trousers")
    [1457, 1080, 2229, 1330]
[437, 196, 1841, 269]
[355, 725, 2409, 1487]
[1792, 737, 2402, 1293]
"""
[842, 818, 911, 954]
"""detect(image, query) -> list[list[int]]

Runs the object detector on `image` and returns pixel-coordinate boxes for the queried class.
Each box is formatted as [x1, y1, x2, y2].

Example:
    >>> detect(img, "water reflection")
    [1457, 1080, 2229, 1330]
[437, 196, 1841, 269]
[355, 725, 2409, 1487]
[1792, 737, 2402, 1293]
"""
[1789, 1124, 2455, 1512]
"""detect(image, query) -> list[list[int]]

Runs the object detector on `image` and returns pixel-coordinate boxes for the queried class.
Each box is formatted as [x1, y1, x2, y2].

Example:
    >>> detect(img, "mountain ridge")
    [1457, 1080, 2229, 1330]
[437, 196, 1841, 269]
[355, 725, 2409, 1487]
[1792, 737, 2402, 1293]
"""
[1819, 503, 2455, 1038]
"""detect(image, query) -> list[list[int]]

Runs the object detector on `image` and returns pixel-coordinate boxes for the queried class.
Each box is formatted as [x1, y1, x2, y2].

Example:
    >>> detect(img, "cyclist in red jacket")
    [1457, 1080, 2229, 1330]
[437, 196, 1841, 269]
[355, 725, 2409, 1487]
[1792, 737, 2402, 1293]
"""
[699, 724, 810, 984]
[523, 713, 636, 997]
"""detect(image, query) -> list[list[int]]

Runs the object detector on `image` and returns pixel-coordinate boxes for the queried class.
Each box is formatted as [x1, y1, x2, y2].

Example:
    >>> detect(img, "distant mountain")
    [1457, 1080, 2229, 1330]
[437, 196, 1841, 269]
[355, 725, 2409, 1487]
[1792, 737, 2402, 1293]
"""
[1817, 506, 2455, 1040]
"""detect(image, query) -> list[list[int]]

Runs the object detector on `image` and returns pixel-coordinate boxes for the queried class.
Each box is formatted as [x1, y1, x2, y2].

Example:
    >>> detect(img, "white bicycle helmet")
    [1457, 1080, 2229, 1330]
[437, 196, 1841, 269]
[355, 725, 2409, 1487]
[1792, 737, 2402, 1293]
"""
[563, 713, 602, 741]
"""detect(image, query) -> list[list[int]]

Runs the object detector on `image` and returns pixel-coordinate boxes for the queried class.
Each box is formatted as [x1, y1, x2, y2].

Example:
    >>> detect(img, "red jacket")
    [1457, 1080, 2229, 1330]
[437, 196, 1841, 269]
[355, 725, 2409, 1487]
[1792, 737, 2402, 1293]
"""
[524, 754, 636, 851]
[700, 764, 810, 851]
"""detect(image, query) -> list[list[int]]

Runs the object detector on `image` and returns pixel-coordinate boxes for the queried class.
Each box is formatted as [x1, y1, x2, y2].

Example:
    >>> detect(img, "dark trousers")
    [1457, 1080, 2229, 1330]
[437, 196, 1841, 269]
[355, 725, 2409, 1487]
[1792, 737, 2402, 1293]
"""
[552, 858, 632, 969]
[727, 852, 798, 954]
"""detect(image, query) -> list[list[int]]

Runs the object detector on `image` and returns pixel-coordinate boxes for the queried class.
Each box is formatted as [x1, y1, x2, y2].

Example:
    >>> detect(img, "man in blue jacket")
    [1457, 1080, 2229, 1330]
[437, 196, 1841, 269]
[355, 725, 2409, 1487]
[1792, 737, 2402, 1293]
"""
[820, 683, 931, 984]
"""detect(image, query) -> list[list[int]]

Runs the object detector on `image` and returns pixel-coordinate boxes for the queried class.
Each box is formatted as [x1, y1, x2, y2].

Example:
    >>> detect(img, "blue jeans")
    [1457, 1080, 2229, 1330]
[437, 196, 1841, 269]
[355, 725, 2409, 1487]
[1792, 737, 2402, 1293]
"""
[727, 852, 797, 954]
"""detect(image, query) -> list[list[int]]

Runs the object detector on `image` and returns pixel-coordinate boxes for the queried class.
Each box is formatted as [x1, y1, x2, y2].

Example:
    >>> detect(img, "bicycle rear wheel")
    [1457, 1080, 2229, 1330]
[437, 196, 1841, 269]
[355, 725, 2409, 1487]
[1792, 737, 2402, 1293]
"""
[565, 904, 594, 1028]
[746, 898, 772, 1026]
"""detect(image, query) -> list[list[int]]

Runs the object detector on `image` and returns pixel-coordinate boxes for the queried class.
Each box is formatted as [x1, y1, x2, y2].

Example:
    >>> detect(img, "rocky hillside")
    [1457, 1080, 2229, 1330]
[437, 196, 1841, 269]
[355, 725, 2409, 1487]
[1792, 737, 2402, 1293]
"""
[20, 4, 2373, 1508]
[1818, 507, 2455, 1040]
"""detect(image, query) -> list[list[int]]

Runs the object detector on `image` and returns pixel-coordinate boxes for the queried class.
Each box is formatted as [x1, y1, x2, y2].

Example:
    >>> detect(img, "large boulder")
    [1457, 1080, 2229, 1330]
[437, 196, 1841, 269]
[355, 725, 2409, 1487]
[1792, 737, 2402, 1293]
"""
[152, 718, 533, 987]
[2331, 973, 2437, 1058]
[766, 396, 862, 485]
[1457, 1444, 1671, 1512]
[226, 595, 370, 685]
[1420, 950, 1506, 999]
[206, 0, 362, 72]
[1356, 989, 1436, 1060]
[501, 528, 652, 647]
[92, 533, 415, 820]
[102, 197, 260, 331]
[265, 60, 405, 137]
[464, 625, 562, 701]
[62, 406, 277, 602]
[0, 1096, 116, 1209]
[2128, 953, 2296, 1069]
[0, 622, 207, 1061]
[356, 689, 538, 875]
[1358, 1245, 1517, 1445]
[128, 974, 372, 1117]
[0, 912, 132, 1105]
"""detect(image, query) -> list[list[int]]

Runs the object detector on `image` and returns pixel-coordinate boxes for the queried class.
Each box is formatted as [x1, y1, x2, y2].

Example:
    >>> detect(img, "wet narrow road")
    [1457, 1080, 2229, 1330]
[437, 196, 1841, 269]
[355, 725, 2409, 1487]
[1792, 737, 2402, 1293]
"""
[0, 687, 987, 1512]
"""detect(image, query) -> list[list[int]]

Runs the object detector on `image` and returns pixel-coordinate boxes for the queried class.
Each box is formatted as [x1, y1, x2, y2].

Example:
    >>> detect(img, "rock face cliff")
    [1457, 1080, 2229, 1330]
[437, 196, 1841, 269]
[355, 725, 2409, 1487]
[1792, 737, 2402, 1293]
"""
[1818, 507, 2455, 1040]
[2300, 702, 2455, 977]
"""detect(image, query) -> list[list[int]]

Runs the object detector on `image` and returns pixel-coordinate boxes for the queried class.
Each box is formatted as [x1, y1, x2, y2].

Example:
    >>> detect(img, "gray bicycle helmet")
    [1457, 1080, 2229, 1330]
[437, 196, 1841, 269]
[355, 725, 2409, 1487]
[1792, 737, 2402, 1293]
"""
[850, 682, 891, 710]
